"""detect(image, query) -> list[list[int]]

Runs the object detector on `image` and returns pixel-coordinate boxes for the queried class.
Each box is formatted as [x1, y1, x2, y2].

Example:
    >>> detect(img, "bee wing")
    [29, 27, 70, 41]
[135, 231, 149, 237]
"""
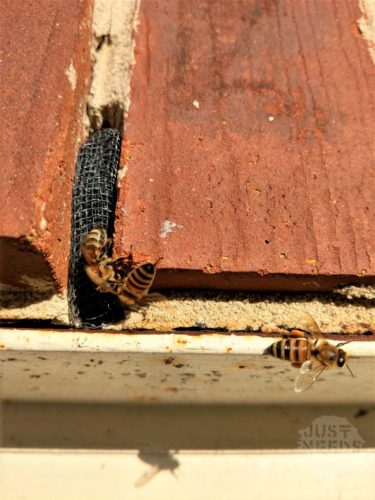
[134, 466, 160, 487]
[294, 359, 327, 393]
[297, 312, 327, 342]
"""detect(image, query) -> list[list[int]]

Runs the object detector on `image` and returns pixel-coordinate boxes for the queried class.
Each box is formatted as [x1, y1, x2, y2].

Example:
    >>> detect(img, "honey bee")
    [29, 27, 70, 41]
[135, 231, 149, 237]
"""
[117, 257, 164, 310]
[81, 228, 163, 309]
[81, 227, 120, 293]
[81, 227, 110, 265]
[264, 313, 354, 392]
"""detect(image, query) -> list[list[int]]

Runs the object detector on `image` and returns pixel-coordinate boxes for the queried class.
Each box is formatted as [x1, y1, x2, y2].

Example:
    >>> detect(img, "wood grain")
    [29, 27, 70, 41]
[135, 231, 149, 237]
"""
[115, 0, 375, 291]
[0, 0, 92, 290]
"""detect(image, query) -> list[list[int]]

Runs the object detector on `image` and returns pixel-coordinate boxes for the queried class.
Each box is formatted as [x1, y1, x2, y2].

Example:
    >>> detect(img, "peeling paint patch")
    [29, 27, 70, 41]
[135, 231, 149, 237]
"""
[37, 201, 48, 231]
[358, 0, 375, 64]
[159, 220, 183, 239]
[117, 166, 128, 186]
[66, 61, 77, 90]
[40, 216, 47, 231]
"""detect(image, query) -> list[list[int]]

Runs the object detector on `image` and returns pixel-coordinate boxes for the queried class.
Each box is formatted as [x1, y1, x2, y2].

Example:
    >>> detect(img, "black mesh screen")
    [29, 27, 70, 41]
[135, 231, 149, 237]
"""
[68, 129, 124, 327]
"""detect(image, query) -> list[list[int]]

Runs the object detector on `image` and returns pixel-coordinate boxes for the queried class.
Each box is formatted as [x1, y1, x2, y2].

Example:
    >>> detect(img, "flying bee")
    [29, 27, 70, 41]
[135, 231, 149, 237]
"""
[80, 227, 120, 294]
[264, 313, 354, 392]
[117, 256, 164, 310]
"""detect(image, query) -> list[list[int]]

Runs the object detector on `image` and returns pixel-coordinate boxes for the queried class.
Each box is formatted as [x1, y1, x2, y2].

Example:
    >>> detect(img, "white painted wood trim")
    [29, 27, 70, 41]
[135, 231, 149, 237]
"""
[1, 449, 374, 500]
[1, 328, 375, 356]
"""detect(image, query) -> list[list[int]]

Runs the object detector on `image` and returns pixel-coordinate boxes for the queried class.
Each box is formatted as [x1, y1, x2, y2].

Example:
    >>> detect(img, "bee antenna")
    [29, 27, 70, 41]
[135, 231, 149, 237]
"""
[154, 256, 164, 266]
[336, 340, 352, 348]
[346, 362, 355, 378]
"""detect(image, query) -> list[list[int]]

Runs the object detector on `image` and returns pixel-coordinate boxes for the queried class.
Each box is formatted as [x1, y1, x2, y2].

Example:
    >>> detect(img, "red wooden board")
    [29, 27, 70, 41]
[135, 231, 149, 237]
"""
[115, 0, 375, 291]
[0, 0, 92, 289]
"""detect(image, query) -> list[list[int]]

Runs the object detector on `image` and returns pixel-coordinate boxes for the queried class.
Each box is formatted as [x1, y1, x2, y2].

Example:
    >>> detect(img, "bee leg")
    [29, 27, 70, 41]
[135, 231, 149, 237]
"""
[114, 246, 134, 271]
[129, 303, 143, 313]
[131, 293, 165, 313]
[122, 298, 143, 313]
[100, 281, 122, 295]
[96, 280, 116, 293]
[127, 245, 134, 265]
[130, 293, 166, 317]
[98, 240, 112, 261]
[117, 291, 165, 314]
[99, 257, 115, 267]
[142, 292, 165, 303]
[117, 293, 140, 310]
[128, 293, 164, 308]
[291, 363, 302, 368]
[284, 329, 306, 339]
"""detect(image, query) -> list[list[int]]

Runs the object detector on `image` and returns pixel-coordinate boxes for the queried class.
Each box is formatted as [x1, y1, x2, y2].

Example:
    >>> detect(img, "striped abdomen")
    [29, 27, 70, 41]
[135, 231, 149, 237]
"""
[81, 228, 108, 264]
[270, 338, 312, 366]
[123, 263, 156, 298]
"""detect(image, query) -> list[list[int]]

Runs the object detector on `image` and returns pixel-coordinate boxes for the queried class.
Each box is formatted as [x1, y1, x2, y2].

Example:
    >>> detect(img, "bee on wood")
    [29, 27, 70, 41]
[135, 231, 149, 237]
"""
[264, 313, 354, 392]
[80, 227, 120, 294]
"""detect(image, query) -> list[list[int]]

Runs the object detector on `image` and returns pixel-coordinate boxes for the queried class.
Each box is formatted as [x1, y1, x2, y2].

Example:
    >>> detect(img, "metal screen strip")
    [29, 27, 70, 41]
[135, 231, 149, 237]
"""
[68, 129, 124, 327]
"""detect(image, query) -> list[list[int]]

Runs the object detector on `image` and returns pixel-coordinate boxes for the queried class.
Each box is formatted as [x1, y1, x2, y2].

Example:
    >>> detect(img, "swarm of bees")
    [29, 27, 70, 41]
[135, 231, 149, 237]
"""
[81, 227, 163, 310]
[264, 313, 354, 392]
